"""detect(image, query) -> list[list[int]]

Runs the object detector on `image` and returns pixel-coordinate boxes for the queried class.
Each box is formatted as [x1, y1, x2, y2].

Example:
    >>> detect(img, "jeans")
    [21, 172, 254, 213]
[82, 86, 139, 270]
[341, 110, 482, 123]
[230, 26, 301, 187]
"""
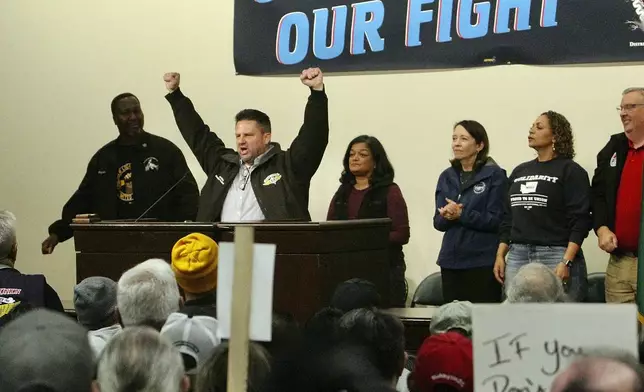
[504, 244, 588, 302]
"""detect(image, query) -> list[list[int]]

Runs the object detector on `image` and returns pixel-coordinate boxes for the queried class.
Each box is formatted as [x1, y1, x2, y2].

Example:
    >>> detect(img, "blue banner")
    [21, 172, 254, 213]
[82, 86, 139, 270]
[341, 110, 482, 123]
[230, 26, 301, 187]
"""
[234, 0, 644, 75]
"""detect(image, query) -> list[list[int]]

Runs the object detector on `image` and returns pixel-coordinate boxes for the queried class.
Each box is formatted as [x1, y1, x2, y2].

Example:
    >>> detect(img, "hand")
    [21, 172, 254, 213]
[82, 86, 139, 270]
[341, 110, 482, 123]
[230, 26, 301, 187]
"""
[163, 72, 180, 92]
[597, 226, 618, 253]
[441, 198, 463, 220]
[493, 256, 505, 284]
[41, 234, 59, 255]
[554, 261, 570, 282]
[300, 68, 324, 91]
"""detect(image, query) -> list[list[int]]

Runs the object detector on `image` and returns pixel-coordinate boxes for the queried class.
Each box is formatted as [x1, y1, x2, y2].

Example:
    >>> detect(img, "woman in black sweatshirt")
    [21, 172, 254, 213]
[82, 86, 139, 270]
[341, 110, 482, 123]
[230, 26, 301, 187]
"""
[493, 111, 592, 301]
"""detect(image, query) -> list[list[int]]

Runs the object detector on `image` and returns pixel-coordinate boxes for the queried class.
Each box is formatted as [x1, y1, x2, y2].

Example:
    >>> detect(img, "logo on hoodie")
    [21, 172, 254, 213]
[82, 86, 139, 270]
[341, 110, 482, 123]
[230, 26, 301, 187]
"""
[473, 182, 486, 194]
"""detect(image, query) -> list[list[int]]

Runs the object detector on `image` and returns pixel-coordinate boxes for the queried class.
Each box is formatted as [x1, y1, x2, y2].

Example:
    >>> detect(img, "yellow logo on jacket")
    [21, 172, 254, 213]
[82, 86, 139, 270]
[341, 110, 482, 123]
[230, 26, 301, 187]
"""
[263, 173, 282, 186]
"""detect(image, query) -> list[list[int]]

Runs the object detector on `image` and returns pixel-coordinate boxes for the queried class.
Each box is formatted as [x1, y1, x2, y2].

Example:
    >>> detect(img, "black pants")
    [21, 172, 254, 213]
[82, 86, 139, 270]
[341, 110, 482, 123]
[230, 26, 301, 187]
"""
[390, 264, 407, 307]
[441, 266, 502, 303]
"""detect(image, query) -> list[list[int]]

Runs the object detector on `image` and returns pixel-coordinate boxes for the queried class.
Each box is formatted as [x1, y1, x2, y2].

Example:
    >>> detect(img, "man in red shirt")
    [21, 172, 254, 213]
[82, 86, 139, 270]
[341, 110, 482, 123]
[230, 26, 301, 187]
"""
[591, 87, 644, 303]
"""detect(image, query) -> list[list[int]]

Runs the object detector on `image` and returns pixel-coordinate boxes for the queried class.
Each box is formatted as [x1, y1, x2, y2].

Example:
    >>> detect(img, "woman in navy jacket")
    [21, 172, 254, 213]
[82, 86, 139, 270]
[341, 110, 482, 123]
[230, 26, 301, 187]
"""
[434, 120, 508, 303]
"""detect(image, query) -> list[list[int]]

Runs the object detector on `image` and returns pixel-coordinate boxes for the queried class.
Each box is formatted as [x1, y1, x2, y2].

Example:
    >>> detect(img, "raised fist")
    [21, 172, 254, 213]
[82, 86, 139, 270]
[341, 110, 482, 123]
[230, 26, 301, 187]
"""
[164, 72, 180, 92]
[300, 68, 324, 91]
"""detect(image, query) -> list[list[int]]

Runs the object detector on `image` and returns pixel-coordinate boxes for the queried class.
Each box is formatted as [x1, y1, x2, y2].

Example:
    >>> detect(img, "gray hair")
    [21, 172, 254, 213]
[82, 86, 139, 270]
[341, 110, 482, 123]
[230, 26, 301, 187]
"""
[430, 300, 473, 336]
[506, 263, 566, 303]
[0, 210, 17, 261]
[96, 326, 185, 392]
[623, 87, 644, 98]
[117, 258, 180, 329]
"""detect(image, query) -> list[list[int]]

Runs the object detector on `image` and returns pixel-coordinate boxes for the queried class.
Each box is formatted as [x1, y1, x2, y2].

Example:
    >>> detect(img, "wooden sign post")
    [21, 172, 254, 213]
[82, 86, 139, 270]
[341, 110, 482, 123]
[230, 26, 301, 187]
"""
[227, 226, 255, 392]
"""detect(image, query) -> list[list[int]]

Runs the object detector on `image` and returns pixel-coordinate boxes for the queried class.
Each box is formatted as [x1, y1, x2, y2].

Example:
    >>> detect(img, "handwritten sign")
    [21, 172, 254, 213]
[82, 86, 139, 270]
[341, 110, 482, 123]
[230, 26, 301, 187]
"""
[217, 241, 276, 342]
[472, 304, 638, 392]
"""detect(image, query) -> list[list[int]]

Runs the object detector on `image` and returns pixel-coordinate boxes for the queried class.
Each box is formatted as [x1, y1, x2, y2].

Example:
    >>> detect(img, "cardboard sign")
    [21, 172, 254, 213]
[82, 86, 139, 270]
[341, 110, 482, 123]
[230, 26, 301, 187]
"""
[472, 304, 638, 392]
[217, 241, 276, 342]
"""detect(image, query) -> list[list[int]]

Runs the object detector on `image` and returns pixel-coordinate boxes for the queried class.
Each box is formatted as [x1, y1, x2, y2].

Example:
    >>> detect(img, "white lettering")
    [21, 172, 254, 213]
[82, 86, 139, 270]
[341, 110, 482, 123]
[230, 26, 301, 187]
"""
[630, 41, 644, 47]
[513, 175, 559, 184]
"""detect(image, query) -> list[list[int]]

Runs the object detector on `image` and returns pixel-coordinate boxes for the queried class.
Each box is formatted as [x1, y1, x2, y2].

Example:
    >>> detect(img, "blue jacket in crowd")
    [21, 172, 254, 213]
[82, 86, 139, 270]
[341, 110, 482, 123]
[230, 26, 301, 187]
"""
[433, 158, 508, 269]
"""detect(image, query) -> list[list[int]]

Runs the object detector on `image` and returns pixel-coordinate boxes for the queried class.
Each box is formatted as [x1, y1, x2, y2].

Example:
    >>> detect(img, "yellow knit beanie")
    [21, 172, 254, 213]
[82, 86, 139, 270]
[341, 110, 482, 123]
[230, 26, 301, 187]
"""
[171, 233, 218, 294]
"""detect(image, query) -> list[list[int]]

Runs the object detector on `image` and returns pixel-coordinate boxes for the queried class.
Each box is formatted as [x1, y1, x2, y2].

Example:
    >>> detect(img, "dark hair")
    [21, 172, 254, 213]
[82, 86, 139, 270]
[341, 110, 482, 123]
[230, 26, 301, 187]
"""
[235, 109, 272, 133]
[542, 110, 575, 159]
[261, 312, 301, 361]
[196, 341, 272, 392]
[337, 308, 405, 381]
[340, 135, 395, 186]
[304, 307, 344, 346]
[330, 278, 381, 313]
[110, 93, 138, 116]
[451, 120, 490, 168]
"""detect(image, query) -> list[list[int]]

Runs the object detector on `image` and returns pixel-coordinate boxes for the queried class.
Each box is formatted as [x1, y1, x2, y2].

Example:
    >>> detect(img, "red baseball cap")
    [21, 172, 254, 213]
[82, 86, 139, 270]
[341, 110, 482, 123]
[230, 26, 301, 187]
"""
[413, 331, 473, 392]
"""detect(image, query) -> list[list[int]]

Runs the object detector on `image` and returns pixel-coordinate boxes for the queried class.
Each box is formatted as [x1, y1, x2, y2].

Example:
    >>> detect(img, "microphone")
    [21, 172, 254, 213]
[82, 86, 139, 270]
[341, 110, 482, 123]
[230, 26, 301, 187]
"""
[134, 171, 190, 223]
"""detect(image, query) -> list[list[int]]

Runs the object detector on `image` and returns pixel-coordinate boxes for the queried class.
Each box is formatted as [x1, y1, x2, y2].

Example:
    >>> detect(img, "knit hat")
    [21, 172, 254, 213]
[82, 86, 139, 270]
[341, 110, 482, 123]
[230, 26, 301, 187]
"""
[160, 312, 220, 374]
[0, 309, 94, 392]
[171, 233, 219, 294]
[330, 278, 381, 313]
[74, 276, 118, 329]
[413, 332, 473, 392]
[429, 300, 473, 336]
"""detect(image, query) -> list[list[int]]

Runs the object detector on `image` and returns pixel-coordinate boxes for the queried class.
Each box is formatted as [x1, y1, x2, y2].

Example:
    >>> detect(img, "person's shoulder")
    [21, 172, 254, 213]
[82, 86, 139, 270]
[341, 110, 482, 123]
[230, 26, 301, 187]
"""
[147, 133, 182, 150]
[513, 159, 537, 172]
[599, 132, 627, 151]
[481, 158, 506, 176]
[438, 165, 455, 179]
[388, 182, 404, 195]
[561, 158, 589, 175]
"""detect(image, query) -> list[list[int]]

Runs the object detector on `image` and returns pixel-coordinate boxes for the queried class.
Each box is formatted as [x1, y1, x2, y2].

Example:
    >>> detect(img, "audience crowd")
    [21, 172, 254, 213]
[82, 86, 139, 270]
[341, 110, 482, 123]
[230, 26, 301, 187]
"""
[0, 209, 643, 392]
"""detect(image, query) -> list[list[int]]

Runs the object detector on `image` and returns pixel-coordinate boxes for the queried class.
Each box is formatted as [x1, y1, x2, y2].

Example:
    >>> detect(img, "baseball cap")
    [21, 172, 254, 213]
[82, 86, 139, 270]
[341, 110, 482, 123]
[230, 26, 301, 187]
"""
[0, 309, 94, 392]
[171, 233, 219, 294]
[74, 276, 118, 329]
[160, 312, 220, 374]
[330, 278, 381, 313]
[429, 300, 473, 337]
[414, 332, 473, 392]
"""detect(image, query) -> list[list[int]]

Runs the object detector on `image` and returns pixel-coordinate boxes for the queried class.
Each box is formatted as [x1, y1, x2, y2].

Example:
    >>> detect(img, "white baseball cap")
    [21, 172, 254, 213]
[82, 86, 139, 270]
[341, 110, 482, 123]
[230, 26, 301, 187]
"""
[160, 312, 220, 374]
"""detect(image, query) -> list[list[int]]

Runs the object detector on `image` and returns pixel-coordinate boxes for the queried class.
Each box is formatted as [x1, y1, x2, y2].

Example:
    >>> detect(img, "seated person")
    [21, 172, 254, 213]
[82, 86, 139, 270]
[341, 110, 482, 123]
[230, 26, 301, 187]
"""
[0, 210, 64, 322]
[196, 341, 272, 392]
[74, 276, 122, 358]
[505, 263, 568, 303]
[117, 258, 181, 330]
[0, 309, 94, 391]
[97, 326, 190, 392]
[161, 312, 220, 378]
[330, 278, 381, 313]
[171, 233, 218, 318]
[410, 332, 473, 392]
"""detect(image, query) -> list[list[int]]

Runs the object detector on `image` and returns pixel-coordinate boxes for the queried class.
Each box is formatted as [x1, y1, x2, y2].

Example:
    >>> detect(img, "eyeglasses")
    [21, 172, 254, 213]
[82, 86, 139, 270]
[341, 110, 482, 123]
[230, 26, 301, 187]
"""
[239, 166, 251, 191]
[616, 104, 644, 112]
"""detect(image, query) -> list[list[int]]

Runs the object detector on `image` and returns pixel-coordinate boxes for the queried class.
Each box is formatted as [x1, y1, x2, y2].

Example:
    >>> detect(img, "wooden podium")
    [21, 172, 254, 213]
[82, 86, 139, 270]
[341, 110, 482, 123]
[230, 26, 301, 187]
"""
[71, 219, 391, 323]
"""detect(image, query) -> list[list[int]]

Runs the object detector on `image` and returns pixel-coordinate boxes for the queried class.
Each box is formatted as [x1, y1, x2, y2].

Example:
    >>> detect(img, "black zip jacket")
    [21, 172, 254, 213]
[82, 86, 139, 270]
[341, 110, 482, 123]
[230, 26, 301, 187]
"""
[48, 132, 199, 242]
[165, 87, 329, 221]
[591, 132, 630, 232]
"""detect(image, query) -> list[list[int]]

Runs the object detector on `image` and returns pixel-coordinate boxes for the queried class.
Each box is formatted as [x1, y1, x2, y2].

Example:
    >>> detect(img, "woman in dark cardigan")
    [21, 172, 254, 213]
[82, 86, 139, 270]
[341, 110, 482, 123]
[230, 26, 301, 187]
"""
[327, 135, 410, 307]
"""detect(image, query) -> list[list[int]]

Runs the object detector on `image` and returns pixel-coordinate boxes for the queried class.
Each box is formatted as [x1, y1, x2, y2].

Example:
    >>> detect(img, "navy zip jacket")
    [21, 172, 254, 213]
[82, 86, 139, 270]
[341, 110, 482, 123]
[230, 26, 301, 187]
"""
[433, 158, 508, 269]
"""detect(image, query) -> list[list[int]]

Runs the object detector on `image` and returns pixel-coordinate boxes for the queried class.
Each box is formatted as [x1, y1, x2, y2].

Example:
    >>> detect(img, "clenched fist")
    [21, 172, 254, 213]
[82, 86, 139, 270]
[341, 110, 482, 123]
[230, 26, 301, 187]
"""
[164, 72, 180, 92]
[300, 68, 324, 91]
